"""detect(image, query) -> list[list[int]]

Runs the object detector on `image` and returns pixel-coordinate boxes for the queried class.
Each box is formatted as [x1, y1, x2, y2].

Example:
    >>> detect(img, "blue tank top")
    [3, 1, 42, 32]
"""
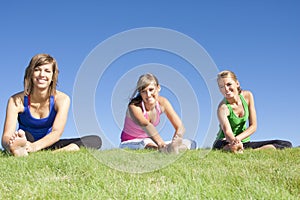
[18, 95, 57, 141]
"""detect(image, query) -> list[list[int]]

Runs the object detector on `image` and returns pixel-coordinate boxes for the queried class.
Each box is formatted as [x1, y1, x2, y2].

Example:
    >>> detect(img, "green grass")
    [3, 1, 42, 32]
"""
[0, 148, 299, 199]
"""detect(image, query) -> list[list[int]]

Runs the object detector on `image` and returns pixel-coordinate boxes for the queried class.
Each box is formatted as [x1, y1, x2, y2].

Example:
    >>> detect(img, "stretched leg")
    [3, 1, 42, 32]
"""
[213, 139, 228, 150]
[53, 143, 80, 152]
[9, 130, 28, 157]
[254, 144, 276, 150]
[120, 138, 146, 150]
[49, 135, 102, 152]
[244, 141, 276, 150]
[78, 135, 102, 149]
[270, 140, 292, 149]
[244, 140, 292, 150]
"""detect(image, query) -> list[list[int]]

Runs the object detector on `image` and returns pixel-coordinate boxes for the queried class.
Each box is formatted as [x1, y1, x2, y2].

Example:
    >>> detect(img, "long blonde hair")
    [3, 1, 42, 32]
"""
[129, 73, 159, 105]
[217, 70, 242, 94]
[24, 53, 59, 96]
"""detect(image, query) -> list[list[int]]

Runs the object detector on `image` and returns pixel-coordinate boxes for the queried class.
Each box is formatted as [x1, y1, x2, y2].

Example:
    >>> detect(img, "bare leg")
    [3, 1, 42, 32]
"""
[9, 130, 28, 157]
[254, 144, 276, 150]
[53, 143, 80, 152]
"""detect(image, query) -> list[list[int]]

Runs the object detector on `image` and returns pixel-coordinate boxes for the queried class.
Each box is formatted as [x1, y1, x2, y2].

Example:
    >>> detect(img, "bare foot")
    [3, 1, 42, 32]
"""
[9, 130, 28, 157]
[232, 142, 244, 154]
[224, 142, 244, 154]
[166, 135, 183, 154]
[53, 143, 80, 152]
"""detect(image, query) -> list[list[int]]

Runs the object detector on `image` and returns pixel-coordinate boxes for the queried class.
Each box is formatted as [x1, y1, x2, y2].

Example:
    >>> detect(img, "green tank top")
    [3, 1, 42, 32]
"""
[216, 94, 250, 143]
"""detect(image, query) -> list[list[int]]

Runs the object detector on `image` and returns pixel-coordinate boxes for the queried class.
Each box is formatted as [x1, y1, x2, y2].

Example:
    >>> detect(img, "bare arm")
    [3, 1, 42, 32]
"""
[217, 101, 236, 143]
[159, 96, 185, 139]
[27, 92, 70, 152]
[235, 91, 257, 141]
[128, 103, 166, 148]
[1, 93, 24, 151]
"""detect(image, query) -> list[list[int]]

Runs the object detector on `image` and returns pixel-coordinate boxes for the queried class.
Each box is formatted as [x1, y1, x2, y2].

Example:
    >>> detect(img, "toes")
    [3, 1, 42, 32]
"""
[17, 129, 26, 137]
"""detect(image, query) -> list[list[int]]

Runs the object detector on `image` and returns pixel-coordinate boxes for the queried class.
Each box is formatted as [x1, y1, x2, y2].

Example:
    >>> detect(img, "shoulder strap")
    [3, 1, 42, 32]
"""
[25, 95, 29, 107]
[239, 94, 249, 117]
[156, 101, 162, 114]
[141, 101, 148, 118]
[225, 99, 233, 113]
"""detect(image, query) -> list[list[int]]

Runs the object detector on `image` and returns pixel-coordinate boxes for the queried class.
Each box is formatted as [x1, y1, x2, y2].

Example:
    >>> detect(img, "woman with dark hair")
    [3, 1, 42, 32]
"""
[2, 53, 102, 156]
[213, 70, 292, 153]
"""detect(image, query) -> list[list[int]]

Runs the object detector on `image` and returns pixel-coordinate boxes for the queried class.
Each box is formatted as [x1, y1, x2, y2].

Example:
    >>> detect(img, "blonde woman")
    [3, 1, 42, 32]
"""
[119, 73, 196, 153]
[2, 54, 102, 156]
[213, 70, 292, 152]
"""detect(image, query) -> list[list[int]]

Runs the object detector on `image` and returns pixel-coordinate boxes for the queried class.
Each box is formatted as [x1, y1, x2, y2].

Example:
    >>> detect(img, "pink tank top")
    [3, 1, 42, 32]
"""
[121, 101, 162, 142]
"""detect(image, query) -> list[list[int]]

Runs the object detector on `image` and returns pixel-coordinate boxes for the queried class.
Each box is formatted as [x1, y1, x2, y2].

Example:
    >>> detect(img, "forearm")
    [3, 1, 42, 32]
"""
[235, 125, 256, 141]
[1, 135, 11, 152]
[29, 131, 61, 152]
[223, 130, 236, 143]
[142, 123, 165, 148]
[172, 125, 185, 139]
[151, 134, 166, 148]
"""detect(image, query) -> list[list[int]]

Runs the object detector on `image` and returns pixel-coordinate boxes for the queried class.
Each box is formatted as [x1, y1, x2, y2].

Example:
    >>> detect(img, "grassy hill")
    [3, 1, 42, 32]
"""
[0, 148, 299, 199]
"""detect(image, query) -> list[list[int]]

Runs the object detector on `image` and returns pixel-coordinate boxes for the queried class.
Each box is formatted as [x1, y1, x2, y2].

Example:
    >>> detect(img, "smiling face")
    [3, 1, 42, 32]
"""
[218, 77, 240, 99]
[24, 54, 59, 95]
[32, 63, 54, 90]
[140, 82, 160, 105]
[217, 70, 241, 100]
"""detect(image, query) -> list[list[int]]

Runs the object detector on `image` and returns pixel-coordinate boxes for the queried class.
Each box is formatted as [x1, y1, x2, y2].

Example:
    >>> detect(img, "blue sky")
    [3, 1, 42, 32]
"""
[0, 0, 299, 150]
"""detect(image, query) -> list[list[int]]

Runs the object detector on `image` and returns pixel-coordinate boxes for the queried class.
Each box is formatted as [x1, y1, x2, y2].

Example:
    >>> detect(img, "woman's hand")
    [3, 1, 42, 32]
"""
[25, 141, 37, 153]
[224, 138, 244, 153]
[231, 140, 244, 153]
[157, 141, 167, 150]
